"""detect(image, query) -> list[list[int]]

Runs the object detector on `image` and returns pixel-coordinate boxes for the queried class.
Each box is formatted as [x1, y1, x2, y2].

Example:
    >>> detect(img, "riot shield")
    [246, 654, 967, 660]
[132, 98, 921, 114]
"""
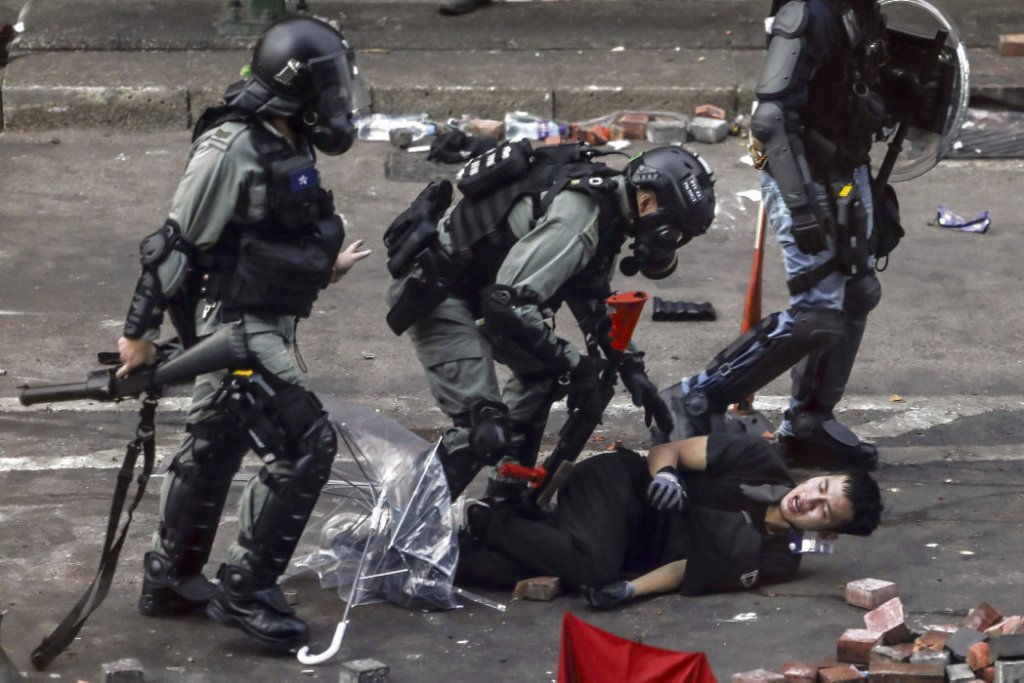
[872, 0, 970, 182]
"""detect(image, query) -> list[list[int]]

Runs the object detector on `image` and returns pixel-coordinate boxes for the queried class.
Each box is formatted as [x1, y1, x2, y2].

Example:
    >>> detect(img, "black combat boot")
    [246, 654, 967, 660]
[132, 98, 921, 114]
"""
[205, 564, 309, 651]
[138, 551, 218, 617]
[776, 409, 878, 471]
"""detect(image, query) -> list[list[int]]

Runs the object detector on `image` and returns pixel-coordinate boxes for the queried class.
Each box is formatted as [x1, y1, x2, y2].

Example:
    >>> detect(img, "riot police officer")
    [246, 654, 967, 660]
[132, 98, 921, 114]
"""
[386, 142, 717, 500]
[673, 0, 909, 470]
[116, 17, 370, 651]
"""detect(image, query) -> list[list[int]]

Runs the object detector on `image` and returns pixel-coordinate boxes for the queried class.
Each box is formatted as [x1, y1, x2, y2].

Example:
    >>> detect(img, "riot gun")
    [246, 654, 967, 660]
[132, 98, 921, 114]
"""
[19, 323, 251, 671]
[499, 291, 649, 507]
[18, 324, 250, 406]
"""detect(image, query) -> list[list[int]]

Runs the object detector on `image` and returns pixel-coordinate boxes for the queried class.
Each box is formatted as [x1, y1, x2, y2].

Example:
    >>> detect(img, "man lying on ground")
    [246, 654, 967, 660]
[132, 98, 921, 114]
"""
[456, 432, 882, 605]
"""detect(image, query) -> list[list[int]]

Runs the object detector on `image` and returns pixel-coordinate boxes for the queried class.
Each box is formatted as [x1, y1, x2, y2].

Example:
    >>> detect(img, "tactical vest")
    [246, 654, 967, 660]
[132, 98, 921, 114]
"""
[803, 1, 889, 176]
[189, 106, 344, 320]
[447, 141, 626, 308]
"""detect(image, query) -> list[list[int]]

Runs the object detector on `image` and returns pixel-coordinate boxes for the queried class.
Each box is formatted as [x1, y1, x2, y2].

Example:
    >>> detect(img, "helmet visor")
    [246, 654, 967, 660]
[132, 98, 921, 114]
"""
[307, 44, 370, 115]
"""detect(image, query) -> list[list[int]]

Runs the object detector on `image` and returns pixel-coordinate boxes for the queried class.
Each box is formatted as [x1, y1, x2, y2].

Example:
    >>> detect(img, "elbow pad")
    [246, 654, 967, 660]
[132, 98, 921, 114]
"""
[122, 219, 192, 339]
[756, 1, 809, 99]
[750, 101, 814, 211]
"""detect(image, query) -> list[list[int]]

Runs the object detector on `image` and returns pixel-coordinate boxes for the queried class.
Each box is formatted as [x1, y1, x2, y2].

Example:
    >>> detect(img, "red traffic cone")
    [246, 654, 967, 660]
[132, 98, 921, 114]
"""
[607, 291, 649, 352]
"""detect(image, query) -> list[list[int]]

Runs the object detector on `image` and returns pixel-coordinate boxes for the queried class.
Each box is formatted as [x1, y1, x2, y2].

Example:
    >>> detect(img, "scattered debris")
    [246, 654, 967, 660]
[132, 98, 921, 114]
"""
[845, 578, 898, 610]
[357, 113, 434, 143]
[504, 111, 565, 142]
[647, 119, 690, 144]
[338, 658, 390, 683]
[101, 658, 144, 682]
[998, 33, 1024, 57]
[932, 205, 991, 234]
[694, 104, 727, 120]
[690, 116, 730, 144]
[652, 297, 716, 322]
[889, 394, 904, 403]
[950, 109, 1024, 159]
[513, 576, 562, 602]
[732, 594, 1024, 682]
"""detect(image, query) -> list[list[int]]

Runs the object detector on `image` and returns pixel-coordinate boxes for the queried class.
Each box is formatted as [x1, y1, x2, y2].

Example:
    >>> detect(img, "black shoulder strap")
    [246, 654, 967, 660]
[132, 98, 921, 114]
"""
[30, 398, 158, 671]
[192, 104, 252, 142]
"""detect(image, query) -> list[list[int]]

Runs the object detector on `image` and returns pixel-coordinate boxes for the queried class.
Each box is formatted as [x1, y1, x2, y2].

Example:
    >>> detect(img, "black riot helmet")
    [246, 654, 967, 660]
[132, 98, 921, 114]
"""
[620, 146, 716, 280]
[226, 16, 365, 155]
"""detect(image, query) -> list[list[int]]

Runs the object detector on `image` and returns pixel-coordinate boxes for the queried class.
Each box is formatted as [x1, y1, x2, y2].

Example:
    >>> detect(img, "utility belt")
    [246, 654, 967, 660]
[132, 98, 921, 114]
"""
[786, 179, 871, 296]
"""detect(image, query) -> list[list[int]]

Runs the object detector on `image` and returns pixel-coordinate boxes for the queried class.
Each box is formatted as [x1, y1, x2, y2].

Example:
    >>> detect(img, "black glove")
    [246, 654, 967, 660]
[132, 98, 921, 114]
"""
[647, 466, 687, 512]
[564, 355, 608, 424]
[789, 183, 833, 255]
[619, 354, 674, 433]
[583, 581, 636, 609]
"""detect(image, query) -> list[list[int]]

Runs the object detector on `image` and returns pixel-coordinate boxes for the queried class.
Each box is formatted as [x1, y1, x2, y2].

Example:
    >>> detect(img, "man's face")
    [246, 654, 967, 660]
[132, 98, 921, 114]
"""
[779, 475, 854, 532]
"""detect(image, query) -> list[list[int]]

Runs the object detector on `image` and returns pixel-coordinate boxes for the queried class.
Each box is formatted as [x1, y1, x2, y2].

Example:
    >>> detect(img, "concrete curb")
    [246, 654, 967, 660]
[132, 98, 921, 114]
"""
[3, 47, 1020, 131]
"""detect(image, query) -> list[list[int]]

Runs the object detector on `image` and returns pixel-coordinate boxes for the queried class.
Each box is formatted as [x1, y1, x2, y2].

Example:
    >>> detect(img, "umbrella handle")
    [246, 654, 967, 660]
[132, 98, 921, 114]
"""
[296, 620, 348, 666]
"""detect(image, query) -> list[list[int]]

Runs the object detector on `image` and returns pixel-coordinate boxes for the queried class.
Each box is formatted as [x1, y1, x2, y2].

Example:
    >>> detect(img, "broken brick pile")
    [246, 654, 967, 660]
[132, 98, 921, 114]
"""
[732, 579, 1024, 683]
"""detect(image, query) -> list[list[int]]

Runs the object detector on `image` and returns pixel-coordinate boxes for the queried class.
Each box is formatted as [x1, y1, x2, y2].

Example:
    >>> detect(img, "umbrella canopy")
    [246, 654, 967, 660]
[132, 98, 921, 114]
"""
[293, 394, 459, 612]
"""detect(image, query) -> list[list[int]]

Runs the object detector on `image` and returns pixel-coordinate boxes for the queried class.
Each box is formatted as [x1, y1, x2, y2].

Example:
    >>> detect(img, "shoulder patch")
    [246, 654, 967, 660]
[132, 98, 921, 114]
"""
[200, 121, 248, 153]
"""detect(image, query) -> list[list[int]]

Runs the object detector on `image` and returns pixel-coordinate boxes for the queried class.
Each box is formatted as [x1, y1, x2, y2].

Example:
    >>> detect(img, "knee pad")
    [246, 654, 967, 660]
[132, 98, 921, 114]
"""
[266, 413, 336, 498]
[293, 414, 337, 490]
[269, 385, 326, 452]
[468, 399, 512, 465]
[844, 274, 881, 317]
[185, 411, 248, 478]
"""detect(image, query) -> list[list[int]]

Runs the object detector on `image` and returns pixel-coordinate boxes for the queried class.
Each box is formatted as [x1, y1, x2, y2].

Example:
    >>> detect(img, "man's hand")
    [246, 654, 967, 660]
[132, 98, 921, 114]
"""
[583, 581, 636, 609]
[647, 466, 687, 512]
[116, 337, 157, 378]
[619, 354, 674, 433]
[790, 183, 833, 255]
[564, 355, 607, 423]
[331, 239, 372, 282]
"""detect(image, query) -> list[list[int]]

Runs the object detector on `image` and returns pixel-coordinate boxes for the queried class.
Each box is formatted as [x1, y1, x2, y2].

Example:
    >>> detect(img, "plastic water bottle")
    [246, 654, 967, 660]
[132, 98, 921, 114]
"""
[503, 112, 566, 141]
[356, 113, 435, 142]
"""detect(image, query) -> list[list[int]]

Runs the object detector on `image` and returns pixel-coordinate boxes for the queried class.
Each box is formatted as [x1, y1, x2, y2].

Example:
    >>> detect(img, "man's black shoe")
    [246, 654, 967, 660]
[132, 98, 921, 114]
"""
[205, 565, 310, 652]
[138, 551, 217, 617]
[777, 423, 879, 471]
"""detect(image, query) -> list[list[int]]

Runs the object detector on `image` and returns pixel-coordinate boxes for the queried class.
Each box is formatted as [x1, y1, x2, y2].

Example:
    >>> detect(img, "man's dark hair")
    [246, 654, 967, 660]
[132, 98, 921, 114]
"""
[833, 470, 883, 536]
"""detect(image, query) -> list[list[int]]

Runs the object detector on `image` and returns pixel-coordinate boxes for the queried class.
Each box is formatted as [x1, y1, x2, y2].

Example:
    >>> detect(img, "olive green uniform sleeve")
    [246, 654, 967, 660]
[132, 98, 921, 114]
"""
[493, 190, 601, 369]
[138, 121, 264, 341]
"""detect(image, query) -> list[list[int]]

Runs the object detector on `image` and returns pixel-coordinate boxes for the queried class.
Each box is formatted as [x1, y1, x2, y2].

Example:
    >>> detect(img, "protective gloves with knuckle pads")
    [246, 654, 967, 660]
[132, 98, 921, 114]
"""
[619, 354, 674, 433]
[647, 465, 687, 512]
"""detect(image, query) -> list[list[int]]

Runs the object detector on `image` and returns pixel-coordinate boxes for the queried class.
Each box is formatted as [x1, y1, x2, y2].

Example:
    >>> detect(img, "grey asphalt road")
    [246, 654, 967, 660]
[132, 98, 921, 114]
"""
[1, 131, 1024, 682]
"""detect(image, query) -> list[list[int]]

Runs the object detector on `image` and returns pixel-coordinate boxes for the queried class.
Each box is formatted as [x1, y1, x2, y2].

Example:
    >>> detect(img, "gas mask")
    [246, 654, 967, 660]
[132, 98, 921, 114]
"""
[618, 213, 688, 280]
[301, 48, 365, 156]
[621, 147, 716, 280]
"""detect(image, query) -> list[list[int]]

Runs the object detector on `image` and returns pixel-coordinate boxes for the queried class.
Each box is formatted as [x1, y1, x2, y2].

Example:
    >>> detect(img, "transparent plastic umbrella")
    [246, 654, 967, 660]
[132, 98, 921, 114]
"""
[291, 395, 459, 665]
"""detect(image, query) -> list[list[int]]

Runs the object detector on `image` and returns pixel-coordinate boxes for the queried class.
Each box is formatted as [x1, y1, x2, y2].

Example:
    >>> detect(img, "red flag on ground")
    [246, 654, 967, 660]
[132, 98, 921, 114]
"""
[558, 612, 718, 683]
